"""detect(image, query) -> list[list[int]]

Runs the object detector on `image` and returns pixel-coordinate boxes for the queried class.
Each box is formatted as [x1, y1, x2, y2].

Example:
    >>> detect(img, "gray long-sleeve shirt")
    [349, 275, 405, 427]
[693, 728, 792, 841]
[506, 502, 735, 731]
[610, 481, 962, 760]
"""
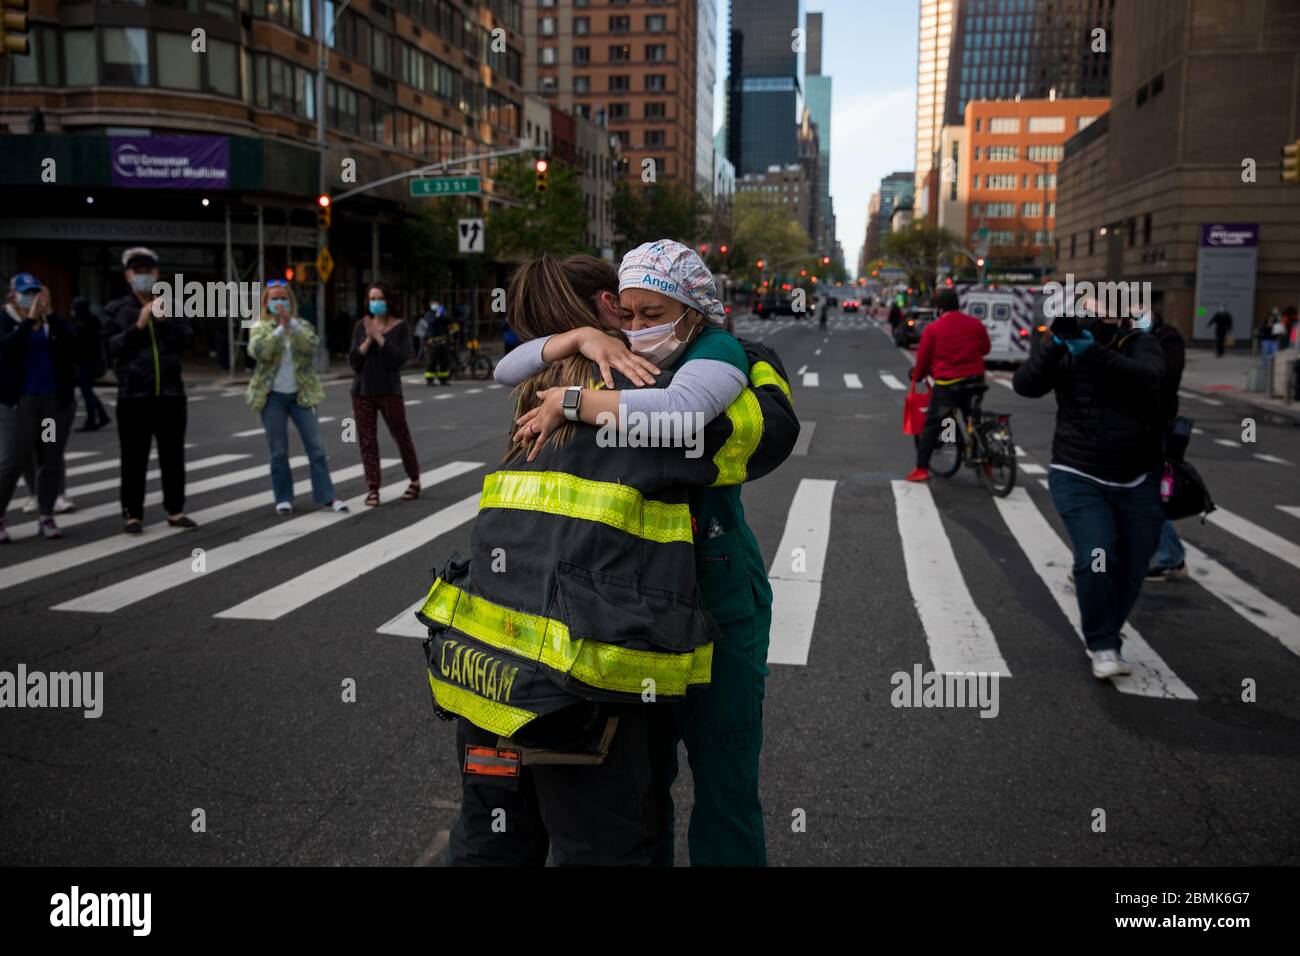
[494, 333, 745, 422]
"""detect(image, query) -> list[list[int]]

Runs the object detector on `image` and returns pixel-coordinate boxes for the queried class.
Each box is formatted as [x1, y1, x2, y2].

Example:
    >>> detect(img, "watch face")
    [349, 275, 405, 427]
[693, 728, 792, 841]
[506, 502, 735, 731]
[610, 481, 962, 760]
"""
[563, 388, 580, 409]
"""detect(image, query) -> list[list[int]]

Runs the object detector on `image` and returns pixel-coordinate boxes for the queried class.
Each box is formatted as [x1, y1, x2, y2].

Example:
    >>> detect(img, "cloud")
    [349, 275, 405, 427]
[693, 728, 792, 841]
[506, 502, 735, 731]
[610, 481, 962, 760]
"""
[830, 86, 916, 273]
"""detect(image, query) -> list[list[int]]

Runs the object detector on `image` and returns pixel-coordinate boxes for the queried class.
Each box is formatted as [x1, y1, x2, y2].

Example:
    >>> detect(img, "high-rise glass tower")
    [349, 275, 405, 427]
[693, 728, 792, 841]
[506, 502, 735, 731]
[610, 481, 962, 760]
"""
[726, 0, 803, 176]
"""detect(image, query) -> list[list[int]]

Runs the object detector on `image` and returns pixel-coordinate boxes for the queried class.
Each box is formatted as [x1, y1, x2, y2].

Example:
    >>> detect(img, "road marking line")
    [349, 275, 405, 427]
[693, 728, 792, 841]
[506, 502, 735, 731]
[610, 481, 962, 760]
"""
[892, 481, 1011, 675]
[802, 372, 820, 387]
[791, 420, 816, 456]
[434, 393, 454, 400]
[1192, 427, 1204, 435]
[1015, 445, 1028, 458]
[49, 454, 250, 502]
[796, 365, 807, 375]
[991, 376, 1015, 389]
[1179, 389, 1223, 406]
[1206, 508, 1300, 573]
[233, 428, 264, 437]
[1021, 463, 1047, 475]
[64, 451, 100, 461]
[814, 348, 822, 356]
[465, 388, 483, 394]
[1254, 453, 1291, 465]
[0, 457, 334, 592]
[1178, 542, 1300, 659]
[218, 492, 481, 621]
[1279, 505, 1300, 521]
[993, 488, 1195, 700]
[1213, 439, 1238, 448]
[55, 461, 479, 613]
[844, 373, 863, 389]
[767, 479, 837, 666]
[878, 372, 906, 391]
[1038, 478, 1050, 490]
[405, 400, 422, 406]
[319, 416, 337, 423]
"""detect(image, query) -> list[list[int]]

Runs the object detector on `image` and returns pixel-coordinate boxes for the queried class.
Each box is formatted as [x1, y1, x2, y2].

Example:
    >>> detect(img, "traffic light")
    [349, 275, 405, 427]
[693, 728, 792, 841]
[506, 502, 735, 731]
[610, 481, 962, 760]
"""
[1, 0, 30, 56]
[535, 158, 549, 192]
[1283, 140, 1300, 184]
[720, 244, 729, 255]
[316, 194, 331, 230]
[821, 256, 830, 265]
[284, 266, 295, 282]
[698, 244, 709, 255]
[755, 259, 765, 269]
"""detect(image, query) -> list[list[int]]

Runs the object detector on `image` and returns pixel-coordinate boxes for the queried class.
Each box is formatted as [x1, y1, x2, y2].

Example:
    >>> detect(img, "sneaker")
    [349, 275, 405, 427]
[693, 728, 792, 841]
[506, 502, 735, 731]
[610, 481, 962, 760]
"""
[54, 495, 76, 514]
[275, 502, 293, 515]
[124, 520, 143, 535]
[1091, 649, 1132, 680]
[1145, 561, 1188, 582]
[38, 517, 63, 540]
[21, 496, 37, 514]
[329, 499, 350, 513]
[904, 467, 931, 482]
[166, 515, 198, 529]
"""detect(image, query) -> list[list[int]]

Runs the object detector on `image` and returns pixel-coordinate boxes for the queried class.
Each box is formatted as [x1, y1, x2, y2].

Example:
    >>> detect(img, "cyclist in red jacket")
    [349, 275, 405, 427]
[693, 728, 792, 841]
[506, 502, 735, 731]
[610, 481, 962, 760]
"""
[906, 289, 991, 482]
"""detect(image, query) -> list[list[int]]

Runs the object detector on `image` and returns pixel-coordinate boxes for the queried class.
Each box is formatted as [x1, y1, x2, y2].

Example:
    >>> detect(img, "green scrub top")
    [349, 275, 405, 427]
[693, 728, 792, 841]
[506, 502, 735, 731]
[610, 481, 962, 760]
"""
[673, 325, 774, 616]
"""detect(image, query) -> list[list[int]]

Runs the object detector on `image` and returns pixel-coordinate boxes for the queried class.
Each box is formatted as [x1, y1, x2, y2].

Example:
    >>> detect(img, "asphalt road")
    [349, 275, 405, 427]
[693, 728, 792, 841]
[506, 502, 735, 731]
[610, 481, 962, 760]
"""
[2, 311, 1298, 866]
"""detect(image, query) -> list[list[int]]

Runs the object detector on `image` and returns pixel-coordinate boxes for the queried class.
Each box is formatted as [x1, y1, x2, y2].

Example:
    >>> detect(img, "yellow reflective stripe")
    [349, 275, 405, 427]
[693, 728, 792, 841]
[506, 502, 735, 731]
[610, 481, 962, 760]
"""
[420, 579, 710, 697]
[749, 360, 792, 401]
[428, 671, 536, 738]
[934, 376, 964, 386]
[711, 387, 763, 487]
[480, 470, 692, 544]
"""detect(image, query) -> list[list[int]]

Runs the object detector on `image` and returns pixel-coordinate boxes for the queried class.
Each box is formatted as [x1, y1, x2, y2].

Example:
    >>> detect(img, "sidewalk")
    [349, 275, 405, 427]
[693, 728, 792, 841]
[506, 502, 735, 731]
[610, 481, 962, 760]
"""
[1181, 346, 1300, 424]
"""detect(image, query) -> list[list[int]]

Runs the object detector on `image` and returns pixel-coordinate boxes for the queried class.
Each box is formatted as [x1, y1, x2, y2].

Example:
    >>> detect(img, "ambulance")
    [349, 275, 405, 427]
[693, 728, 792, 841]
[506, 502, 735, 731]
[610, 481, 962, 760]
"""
[956, 284, 1046, 366]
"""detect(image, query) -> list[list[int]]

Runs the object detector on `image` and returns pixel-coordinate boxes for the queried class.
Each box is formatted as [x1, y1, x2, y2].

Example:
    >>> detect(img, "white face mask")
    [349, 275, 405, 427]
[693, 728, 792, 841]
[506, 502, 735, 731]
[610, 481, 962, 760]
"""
[1131, 311, 1153, 332]
[626, 309, 693, 366]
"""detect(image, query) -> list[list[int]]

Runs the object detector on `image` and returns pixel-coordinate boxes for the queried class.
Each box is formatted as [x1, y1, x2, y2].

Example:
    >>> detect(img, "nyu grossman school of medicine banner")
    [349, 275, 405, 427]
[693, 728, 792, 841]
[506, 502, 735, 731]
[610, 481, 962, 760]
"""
[109, 136, 230, 189]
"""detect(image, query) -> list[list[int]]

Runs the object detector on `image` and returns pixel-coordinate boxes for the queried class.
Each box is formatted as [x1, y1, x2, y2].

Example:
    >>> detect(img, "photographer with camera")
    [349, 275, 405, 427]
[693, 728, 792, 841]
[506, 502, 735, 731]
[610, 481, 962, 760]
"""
[1013, 298, 1165, 681]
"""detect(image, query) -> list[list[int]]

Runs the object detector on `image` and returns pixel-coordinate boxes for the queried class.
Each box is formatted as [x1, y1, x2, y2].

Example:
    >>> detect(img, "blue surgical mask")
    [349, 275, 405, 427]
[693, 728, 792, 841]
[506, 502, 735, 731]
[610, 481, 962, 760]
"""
[269, 299, 290, 315]
[16, 292, 36, 311]
[368, 300, 388, 317]
[131, 273, 156, 294]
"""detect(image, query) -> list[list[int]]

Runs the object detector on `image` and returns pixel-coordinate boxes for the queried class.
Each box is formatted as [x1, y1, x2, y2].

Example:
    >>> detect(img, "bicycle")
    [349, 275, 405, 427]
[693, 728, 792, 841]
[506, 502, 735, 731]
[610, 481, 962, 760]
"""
[450, 336, 494, 381]
[923, 380, 1017, 496]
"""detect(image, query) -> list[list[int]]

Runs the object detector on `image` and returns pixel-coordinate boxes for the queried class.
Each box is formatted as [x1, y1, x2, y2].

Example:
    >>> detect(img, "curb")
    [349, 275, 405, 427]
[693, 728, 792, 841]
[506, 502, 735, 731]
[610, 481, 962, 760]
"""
[1183, 386, 1300, 425]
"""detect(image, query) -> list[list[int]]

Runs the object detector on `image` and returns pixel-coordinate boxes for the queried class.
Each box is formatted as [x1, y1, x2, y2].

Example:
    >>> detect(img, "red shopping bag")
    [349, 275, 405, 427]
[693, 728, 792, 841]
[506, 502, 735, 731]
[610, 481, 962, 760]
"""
[902, 377, 930, 436]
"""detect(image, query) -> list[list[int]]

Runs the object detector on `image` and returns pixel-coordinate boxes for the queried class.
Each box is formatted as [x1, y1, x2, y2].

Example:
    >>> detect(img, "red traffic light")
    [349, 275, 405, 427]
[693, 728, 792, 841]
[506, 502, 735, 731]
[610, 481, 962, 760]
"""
[699, 244, 709, 255]
[284, 267, 295, 281]
[821, 256, 830, 265]
[720, 244, 729, 254]
[756, 259, 765, 269]
[317, 194, 331, 208]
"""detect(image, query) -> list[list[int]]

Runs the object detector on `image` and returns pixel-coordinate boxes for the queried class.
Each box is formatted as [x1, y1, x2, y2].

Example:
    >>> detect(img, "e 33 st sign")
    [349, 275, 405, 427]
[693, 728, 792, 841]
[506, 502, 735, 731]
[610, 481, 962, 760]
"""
[410, 177, 481, 197]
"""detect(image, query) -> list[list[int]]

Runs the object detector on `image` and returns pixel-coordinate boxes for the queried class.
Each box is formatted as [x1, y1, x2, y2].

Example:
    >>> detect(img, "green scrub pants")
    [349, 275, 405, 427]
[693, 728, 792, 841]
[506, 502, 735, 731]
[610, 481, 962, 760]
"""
[649, 555, 771, 867]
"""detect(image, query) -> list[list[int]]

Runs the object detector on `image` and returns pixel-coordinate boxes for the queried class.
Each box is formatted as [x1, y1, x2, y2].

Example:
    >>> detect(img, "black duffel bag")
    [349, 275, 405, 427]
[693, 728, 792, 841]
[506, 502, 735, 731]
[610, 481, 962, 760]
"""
[1162, 458, 1216, 521]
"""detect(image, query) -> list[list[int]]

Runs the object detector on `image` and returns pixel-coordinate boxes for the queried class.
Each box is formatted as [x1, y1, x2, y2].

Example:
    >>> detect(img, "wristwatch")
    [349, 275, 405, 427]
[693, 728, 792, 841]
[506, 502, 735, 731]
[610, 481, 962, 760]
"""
[561, 386, 583, 422]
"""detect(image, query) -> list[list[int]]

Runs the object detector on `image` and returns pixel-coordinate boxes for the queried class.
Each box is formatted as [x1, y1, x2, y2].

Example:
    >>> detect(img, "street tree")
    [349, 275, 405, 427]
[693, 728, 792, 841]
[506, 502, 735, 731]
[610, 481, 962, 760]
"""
[485, 156, 588, 260]
[881, 224, 961, 295]
[612, 180, 707, 257]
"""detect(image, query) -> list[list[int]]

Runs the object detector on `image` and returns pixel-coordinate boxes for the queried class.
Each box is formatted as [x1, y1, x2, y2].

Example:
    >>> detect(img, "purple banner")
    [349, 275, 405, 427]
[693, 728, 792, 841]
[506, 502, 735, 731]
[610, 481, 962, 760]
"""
[110, 136, 230, 189]
[1199, 222, 1258, 248]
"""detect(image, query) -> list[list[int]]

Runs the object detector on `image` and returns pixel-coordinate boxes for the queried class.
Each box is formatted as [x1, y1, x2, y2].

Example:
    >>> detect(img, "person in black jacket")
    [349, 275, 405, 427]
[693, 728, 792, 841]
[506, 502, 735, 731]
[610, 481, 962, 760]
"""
[0, 273, 78, 541]
[1013, 301, 1166, 681]
[1142, 307, 1189, 582]
[102, 247, 197, 534]
[71, 296, 110, 431]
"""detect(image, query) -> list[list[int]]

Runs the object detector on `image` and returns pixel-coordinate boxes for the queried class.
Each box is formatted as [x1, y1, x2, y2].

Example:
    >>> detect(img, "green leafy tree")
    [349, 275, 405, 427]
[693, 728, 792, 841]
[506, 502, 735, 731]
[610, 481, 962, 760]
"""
[730, 192, 813, 283]
[612, 180, 708, 257]
[881, 224, 961, 294]
[485, 156, 588, 260]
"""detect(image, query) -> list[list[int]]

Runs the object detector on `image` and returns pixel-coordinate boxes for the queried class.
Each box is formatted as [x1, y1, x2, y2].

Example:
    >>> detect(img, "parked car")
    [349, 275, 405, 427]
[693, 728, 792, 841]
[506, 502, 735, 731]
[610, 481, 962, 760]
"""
[894, 307, 937, 348]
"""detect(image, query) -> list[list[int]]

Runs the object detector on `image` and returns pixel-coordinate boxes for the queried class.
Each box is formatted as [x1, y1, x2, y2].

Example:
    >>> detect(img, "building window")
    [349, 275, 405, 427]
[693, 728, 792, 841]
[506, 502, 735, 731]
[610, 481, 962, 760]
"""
[646, 44, 666, 61]
[975, 117, 982, 132]
[102, 27, 150, 86]
[574, 16, 589, 35]
[645, 129, 665, 147]
[609, 74, 629, 91]
[63, 29, 96, 85]
[1026, 115, 1065, 133]
[1077, 115, 1097, 131]
[608, 102, 628, 120]
[1023, 202, 1041, 217]
[1088, 229, 1095, 255]
[541, 46, 556, 65]
[610, 45, 631, 62]
[371, 29, 391, 75]
[988, 116, 1018, 133]
[158, 32, 201, 90]
[646, 14, 666, 32]
[610, 16, 630, 33]
[540, 17, 555, 36]
[574, 75, 589, 93]
[1034, 173, 1057, 189]
[986, 145, 1017, 161]
[1026, 145, 1062, 162]
[1143, 213, 1152, 245]
[573, 45, 589, 64]
[540, 75, 557, 93]
[575, 103, 590, 118]
[644, 101, 665, 119]
[986, 174, 1016, 189]
[972, 174, 980, 189]
[1127, 217, 1136, 247]
[208, 38, 239, 96]
[1070, 233, 1077, 258]
[645, 73, 665, 91]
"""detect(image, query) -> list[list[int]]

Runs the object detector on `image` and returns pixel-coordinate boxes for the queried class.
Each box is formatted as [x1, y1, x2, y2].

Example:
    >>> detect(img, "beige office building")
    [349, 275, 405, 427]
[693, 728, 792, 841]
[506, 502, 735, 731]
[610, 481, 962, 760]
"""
[915, 0, 956, 205]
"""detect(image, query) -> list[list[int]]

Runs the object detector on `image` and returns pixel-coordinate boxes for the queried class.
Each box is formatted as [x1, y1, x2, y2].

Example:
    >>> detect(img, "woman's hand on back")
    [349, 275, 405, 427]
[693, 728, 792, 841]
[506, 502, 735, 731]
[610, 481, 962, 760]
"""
[513, 388, 568, 462]
[573, 327, 659, 388]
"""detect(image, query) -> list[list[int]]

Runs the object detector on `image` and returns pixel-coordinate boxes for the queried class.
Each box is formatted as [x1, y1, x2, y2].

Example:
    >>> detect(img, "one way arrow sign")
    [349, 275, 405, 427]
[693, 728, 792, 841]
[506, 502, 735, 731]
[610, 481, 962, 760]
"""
[457, 218, 485, 254]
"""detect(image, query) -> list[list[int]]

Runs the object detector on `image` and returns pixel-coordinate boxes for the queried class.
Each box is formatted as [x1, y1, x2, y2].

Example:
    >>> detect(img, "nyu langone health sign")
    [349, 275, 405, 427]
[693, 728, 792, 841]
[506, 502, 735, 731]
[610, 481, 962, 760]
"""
[1199, 223, 1258, 248]
[110, 136, 230, 189]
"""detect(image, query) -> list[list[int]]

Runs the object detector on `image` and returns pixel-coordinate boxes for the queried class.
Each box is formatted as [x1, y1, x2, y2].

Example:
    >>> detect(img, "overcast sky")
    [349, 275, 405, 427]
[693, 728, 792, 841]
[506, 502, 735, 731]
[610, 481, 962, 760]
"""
[713, 0, 919, 275]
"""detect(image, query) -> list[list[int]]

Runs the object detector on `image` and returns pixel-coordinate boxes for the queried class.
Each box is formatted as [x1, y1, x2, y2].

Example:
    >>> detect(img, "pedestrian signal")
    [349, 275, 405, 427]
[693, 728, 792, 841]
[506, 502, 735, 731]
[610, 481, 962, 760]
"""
[1283, 141, 1300, 184]
[1, 0, 30, 56]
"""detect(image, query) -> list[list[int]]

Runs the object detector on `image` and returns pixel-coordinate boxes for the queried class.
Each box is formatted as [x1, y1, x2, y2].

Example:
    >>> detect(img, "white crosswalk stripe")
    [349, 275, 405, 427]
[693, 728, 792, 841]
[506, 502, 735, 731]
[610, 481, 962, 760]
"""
[55, 461, 479, 614]
[215, 492, 481, 621]
[1206, 507, 1300, 573]
[993, 489, 1195, 699]
[844, 373, 863, 389]
[767, 479, 836, 666]
[878, 372, 907, 391]
[802, 372, 820, 388]
[893, 481, 1010, 675]
[7, 454, 250, 506]
[1178, 542, 1300, 659]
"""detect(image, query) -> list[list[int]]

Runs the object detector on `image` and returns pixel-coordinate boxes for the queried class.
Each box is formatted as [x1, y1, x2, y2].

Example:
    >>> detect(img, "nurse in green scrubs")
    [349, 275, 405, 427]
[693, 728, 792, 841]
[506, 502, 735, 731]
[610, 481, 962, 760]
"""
[512, 241, 774, 866]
